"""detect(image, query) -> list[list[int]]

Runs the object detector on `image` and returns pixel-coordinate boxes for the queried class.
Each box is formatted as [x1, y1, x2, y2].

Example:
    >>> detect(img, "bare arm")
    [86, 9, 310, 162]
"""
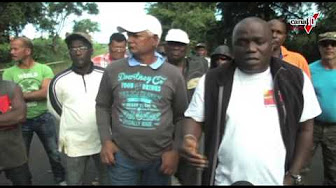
[0, 86, 26, 126]
[179, 117, 208, 168]
[284, 119, 314, 184]
[23, 78, 51, 101]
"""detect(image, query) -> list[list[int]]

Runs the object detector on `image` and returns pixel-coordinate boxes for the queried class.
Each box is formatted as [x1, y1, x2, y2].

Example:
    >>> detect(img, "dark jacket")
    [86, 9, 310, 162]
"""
[202, 57, 304, 185]
[182, 56, 208, 102]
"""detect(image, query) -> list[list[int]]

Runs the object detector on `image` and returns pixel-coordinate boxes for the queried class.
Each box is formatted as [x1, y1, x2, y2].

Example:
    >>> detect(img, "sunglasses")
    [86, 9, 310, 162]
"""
[319, 41, 336, 47]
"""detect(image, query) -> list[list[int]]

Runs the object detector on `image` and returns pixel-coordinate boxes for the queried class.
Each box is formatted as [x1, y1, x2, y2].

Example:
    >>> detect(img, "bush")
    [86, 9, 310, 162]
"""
[0, 43, 13, 68]
[33, 37, 70, 64]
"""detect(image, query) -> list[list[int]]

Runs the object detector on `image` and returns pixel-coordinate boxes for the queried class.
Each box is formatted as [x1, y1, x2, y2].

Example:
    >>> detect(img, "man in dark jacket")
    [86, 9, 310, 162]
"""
[164, 28, 208, 102]
[164, 28, 208, 185]
[180, 17, 321, 185]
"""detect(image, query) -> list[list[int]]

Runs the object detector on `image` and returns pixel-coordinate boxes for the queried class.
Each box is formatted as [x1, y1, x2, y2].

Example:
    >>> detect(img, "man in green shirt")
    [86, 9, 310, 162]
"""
[2, 37, 65, 185]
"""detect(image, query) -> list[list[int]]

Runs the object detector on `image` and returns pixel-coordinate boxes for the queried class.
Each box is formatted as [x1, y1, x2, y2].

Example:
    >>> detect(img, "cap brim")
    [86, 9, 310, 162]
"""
[117, 25, 145, 34]
[65, 34, 92, 46]
[165, 40, 188, 45]
[318, 38, 336, 42]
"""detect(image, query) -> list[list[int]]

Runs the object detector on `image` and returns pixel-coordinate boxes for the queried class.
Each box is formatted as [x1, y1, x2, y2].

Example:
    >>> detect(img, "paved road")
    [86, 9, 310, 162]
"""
[0, 129, 98, 185]
[0, 137, 324, 185]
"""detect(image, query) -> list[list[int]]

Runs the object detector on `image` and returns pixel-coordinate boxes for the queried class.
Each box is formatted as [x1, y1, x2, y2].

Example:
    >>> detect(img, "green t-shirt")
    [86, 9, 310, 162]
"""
[2, 62, 54, 119]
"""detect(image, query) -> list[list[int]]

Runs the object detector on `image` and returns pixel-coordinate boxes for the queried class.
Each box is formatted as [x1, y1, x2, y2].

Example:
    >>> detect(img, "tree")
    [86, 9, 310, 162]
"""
[0, 2, 44, 43]
[146, 2, 217, 51]
[36, 3, 98, 37]
[73, 19, 100, 34]
[215, 2, 321, 62]
[36, 2, 99, 52]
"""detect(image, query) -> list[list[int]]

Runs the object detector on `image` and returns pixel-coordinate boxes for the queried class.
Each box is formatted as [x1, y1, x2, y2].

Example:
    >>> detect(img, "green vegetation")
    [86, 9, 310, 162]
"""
[147, 2, 336, 63]
[1, 2, 335, 70]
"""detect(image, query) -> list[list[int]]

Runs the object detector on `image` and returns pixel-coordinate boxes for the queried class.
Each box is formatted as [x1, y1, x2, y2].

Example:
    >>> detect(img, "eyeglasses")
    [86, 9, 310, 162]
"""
[111, 47, 126, 52]
[319, 41, 336, 47]
[70, 46, 89, 53]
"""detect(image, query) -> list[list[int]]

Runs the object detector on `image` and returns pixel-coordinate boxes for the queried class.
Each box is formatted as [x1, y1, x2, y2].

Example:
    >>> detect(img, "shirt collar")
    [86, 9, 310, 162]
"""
[128, 52, 166, 70]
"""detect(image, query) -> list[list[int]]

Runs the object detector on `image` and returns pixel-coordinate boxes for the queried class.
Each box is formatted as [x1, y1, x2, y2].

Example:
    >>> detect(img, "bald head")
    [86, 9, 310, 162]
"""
[232, 17, 273, 74]
[233, 17, 272, 43]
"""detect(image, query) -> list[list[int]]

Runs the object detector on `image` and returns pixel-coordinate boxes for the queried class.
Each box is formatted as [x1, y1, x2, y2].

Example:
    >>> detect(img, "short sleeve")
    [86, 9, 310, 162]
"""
[43, 64, 55, 79]
[184, 74, 205, 122]
[300, 70, 321, 122]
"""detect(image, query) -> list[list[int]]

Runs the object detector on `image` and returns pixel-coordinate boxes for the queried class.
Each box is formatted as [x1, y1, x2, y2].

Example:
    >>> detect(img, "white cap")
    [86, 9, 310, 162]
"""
[117, 14, 162, 39]
[165, 29, 190, 44]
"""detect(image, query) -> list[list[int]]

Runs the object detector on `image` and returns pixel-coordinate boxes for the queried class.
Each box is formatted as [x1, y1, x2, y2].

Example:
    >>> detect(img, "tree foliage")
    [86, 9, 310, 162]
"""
[36, 2, 99, 38]
[146, 2, 332, 62]
[73, 19, 100, 34]
[146, 2, 217, 50]
[0, 2, 44, 43]
[0, 2, 98, 43]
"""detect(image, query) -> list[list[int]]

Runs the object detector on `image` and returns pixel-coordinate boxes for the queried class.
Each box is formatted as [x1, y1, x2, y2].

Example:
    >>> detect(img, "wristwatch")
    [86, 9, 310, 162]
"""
[286, 171, 303, 185]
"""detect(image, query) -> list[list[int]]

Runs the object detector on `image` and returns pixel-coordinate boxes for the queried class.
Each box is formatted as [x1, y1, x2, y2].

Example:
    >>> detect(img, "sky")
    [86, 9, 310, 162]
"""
[21, 2, 148, 44]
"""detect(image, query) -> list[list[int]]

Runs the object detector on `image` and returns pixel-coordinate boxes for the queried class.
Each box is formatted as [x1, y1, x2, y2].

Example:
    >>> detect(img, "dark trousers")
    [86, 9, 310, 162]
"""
[2, 163, 32, 185]
[175, 133, 204, 185]
[310, 121, 336, 185]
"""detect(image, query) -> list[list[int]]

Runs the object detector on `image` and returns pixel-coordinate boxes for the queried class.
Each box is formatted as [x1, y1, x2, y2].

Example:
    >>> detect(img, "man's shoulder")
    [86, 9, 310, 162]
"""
[92, 53, 109, 64]
[2, 65, 18, 73]
[283, 48, 307, 63]
[51, 68, 73, 83]
[105, 58, 128, 70]
[273, 57, 302, 72]
[186, 56, 208, 70]
[188, 55, 208, 64]
[309, 60, 321, 68]
[162, 61, 182, 73]
[34, 62, 53, 71]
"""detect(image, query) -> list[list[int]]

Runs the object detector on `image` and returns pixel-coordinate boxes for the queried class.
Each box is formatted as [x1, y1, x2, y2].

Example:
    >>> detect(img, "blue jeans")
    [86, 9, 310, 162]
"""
[21, 112, 65, 183]
[107, 151, 169, 185]
[64, 153, 109, 185]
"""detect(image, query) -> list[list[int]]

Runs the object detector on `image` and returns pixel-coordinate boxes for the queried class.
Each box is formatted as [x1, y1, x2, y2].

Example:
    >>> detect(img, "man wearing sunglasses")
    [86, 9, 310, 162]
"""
[308, 31, 336, 185]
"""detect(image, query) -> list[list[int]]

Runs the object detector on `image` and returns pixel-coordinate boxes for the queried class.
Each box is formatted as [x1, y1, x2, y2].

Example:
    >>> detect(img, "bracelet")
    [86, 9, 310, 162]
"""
[286, 171, 302, 185]
[184, 134, 197, 141]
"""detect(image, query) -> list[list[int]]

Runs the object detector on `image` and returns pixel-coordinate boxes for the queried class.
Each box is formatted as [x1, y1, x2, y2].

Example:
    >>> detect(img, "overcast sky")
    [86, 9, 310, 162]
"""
[22, 2, 148, 44]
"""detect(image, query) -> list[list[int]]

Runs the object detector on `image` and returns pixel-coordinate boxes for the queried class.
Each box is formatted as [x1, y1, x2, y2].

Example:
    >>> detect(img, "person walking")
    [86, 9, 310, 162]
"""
[180, 17, 321, 185]
[48, 32, 109, 185]
[96, 14, 188, 185]
[309, 31, 336, 185]
[2, 37, 65, 185]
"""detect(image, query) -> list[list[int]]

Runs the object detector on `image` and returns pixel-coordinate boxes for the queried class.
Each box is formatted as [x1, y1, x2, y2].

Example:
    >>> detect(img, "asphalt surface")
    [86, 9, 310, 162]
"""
[0, 136, 324, 185]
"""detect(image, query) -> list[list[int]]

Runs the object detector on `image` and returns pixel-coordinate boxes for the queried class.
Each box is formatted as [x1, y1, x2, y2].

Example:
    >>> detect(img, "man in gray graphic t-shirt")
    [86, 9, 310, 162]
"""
[95, 14, 188, 185]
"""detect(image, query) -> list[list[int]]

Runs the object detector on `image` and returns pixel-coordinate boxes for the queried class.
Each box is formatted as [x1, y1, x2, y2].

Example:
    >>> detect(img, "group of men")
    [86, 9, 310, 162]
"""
[1, 13, 335, 186]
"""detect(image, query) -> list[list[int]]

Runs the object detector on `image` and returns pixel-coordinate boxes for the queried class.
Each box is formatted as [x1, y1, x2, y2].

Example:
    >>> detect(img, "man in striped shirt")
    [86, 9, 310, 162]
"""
[92, 33, 127, 68]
